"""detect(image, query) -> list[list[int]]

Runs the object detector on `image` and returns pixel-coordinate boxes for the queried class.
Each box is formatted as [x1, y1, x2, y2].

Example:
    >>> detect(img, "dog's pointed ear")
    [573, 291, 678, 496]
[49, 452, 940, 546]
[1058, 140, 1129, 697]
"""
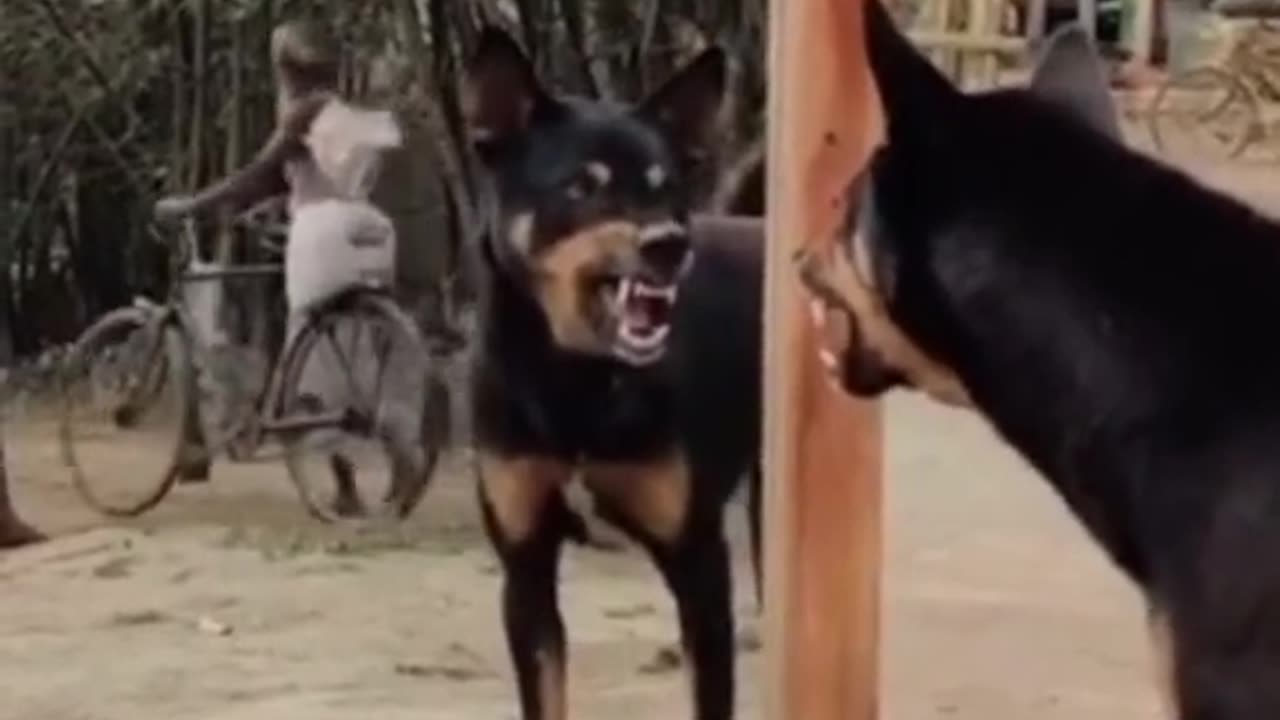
[1029, 24, 1121, 141]
[865, 0, 959, 125]
[463, 27, 555, 154]
[636, 46, 729, 171]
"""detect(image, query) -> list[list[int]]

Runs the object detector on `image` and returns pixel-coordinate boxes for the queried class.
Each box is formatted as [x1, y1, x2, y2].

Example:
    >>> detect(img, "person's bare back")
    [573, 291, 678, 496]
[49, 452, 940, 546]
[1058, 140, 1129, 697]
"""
[155, 20, 399, 222]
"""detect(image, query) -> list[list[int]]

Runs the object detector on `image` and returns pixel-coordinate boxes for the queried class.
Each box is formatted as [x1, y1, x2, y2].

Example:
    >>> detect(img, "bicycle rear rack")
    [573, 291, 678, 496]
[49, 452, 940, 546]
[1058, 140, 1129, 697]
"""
[260, 407, 371, 434]
[181, 264, 282, 282]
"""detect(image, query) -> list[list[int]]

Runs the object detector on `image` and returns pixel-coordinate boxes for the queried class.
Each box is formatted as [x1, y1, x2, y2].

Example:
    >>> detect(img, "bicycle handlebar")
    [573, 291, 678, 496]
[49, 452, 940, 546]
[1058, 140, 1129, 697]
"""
[230, 213, 288, 255]
[157, 205, 286, 257]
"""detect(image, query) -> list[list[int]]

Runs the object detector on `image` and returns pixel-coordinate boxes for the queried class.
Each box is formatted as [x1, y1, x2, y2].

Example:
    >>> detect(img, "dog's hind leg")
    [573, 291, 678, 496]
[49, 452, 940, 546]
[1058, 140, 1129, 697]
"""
[477, 451, 574, 720]
[1159, 514, 1280, 720]
[585, 454, 735, 719]
[1168, 643, 1280, 720]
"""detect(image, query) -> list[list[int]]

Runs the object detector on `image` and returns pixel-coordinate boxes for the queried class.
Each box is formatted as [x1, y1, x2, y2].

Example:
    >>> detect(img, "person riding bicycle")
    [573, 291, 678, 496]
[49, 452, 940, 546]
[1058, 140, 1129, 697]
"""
[155, 19, 401, 306]
[153, 20, 406, 503]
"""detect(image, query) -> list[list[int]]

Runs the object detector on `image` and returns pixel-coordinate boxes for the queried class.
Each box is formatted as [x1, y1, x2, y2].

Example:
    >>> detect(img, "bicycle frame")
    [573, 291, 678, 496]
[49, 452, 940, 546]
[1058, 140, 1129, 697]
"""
[147, 220, 359, 458]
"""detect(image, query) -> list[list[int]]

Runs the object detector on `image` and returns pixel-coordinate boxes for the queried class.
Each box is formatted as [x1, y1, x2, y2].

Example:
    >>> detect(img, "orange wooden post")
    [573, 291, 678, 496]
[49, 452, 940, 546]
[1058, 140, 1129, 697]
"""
[761, 0, 885, 718]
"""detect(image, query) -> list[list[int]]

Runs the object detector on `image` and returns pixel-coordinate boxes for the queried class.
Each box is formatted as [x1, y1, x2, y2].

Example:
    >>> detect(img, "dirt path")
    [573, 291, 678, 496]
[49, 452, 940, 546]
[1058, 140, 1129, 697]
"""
[0, 393, 1161, 720]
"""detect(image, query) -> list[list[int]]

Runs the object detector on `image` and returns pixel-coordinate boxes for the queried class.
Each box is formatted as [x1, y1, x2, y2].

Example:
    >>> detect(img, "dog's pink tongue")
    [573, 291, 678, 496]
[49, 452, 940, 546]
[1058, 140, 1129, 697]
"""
[617, 279, 674, 335]
[624, 294, 658, 330]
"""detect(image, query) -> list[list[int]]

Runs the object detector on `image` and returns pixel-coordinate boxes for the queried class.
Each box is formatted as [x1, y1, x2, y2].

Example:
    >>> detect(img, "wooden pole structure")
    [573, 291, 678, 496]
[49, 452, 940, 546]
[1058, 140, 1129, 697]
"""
[1027, 0, 1051, 42]
[966, 0, 999, 88]
[761, 0, 884, 718]
[1078, 0, 1099, 38]
[1128, 0, 1157, 64]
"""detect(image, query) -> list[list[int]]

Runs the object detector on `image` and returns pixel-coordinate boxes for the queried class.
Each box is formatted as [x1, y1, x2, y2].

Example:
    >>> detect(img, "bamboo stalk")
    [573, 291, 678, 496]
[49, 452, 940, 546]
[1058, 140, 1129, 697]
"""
[908, 30, 1029, 52]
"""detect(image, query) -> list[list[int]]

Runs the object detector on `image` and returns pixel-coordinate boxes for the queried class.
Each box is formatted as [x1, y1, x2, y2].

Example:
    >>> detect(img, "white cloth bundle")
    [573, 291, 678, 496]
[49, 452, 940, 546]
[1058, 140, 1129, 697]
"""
[286, 199, 396, 314]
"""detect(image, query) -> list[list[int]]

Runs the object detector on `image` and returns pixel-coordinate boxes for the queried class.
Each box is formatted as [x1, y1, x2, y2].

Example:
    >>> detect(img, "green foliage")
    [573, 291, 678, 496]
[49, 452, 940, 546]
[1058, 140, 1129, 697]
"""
[0, 0, 765, 360]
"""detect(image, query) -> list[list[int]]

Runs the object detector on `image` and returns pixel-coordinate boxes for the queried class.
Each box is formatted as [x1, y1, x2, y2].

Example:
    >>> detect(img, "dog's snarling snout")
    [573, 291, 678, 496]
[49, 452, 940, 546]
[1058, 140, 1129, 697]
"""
[638, 220, 693, 277]
[794, 241, 971, 408]
[531, 219, 692, 365]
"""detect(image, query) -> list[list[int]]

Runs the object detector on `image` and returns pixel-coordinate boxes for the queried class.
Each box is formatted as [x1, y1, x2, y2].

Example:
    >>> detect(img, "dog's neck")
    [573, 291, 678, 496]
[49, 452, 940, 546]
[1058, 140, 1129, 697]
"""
[472, 230, 547, 357]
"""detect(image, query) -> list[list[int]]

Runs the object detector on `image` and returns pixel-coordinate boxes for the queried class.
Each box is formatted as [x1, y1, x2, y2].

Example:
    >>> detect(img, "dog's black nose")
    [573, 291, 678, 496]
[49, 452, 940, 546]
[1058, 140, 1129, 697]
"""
[639, 234, 692, 277]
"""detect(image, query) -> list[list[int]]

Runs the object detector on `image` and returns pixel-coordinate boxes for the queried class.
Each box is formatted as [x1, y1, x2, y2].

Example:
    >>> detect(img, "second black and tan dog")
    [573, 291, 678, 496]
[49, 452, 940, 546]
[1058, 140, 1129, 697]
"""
[800, 2, 1280, 718]
[462, 28, 763, 720]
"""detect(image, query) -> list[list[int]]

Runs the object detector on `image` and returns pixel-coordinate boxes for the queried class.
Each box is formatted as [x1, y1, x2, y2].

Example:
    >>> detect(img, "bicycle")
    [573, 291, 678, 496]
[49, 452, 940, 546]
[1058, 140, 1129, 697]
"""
[1148, 0, 1280, 161]
[59, 208, 455, 526]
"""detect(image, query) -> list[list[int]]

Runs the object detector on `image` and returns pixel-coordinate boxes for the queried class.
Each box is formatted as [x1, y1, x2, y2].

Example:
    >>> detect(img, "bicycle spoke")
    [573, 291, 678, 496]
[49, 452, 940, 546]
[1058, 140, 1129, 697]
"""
[63, 310, 190, 517]
[348, 310, 366, 364]
[370, 319, 393, 413]
[320, 318, 362, 403]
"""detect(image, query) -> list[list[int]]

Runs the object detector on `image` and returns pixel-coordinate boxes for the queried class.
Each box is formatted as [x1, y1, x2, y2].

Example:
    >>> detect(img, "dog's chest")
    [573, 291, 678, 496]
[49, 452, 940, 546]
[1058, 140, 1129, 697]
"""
[542, 367, 680, 459]
[473, 335, 688, 460]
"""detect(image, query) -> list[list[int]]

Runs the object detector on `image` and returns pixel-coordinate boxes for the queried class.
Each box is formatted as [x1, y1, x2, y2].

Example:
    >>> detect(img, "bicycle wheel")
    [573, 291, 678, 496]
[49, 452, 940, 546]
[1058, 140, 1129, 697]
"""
[60, 306, 193, 516]
[1148, 66, 1262, 161]
[275, 292, 439, 526]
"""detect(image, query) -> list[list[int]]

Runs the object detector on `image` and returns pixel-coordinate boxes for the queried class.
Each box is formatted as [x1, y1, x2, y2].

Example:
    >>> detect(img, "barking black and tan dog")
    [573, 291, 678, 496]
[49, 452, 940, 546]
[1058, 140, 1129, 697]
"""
[462, 27, 763, 720]
[799, 2, 1280, 718]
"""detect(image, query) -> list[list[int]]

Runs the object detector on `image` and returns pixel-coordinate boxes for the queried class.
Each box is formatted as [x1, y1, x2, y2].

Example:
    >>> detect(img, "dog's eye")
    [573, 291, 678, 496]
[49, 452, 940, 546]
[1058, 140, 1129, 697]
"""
[564, 176, 593, 201]
[564, 162, 611, 200]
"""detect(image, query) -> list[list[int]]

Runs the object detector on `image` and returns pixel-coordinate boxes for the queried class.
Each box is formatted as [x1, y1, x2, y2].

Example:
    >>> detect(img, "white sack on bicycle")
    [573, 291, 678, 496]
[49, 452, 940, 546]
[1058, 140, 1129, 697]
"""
[285, 198, 423, 466]
[286, 200, 397, 313]
[285, 100, 423, 463]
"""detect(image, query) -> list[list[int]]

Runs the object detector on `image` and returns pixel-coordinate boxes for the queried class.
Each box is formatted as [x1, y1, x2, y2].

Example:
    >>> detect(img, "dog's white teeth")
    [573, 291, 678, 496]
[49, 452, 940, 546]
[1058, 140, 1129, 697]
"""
[634, 282, 676, 302]
[619, 323, 671, 350]
[648, 324, 671, 345]
[615, 278, 633, 308]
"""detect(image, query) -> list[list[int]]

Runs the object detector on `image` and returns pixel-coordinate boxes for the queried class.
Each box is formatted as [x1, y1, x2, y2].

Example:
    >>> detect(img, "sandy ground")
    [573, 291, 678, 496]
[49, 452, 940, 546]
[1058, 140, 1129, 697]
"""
[0, 395, 1159, 720]
[2, 123, 1278, 720]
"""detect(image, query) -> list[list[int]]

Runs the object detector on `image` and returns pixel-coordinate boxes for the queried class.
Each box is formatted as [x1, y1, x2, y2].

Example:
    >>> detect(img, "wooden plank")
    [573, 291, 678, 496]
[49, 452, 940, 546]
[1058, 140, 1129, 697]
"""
[1128, 0, 1157, 63]
[1026, 0, 1050, 41]
[909, 30, 1029, 53]
[966, 0, 998, 89]
[1079, 0, 1099, 38]
[761, 0, 884, 718]
[927, 0, 964, 81]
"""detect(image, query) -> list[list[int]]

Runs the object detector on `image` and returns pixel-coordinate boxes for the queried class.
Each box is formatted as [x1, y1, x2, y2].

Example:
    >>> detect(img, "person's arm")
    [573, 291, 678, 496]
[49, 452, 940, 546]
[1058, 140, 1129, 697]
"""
[155, 92, 332, 220]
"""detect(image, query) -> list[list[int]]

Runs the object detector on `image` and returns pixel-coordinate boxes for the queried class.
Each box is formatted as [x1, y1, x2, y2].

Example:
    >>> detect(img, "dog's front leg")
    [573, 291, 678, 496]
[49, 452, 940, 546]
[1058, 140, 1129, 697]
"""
[477, 450, 574, 720]
[585, 454, 735, 719]
[658, 521, 735, 719]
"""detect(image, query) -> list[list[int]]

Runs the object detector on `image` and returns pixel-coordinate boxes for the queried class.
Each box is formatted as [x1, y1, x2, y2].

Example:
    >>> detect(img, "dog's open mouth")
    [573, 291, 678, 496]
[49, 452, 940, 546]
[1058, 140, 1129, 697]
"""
[600, 275, 678, 365]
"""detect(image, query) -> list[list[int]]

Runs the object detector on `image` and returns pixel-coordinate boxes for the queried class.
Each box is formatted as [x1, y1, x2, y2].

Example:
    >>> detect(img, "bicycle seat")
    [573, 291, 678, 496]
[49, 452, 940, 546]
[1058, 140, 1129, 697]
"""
[1214, 0, 1280, 19]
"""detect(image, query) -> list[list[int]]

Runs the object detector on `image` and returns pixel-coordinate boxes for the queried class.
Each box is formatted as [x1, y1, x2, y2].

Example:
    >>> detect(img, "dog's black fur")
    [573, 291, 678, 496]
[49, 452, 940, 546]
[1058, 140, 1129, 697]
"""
[462, 28, 763, 720]
[801, 2, 1280, 717]
[709, 139, 766, 217]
